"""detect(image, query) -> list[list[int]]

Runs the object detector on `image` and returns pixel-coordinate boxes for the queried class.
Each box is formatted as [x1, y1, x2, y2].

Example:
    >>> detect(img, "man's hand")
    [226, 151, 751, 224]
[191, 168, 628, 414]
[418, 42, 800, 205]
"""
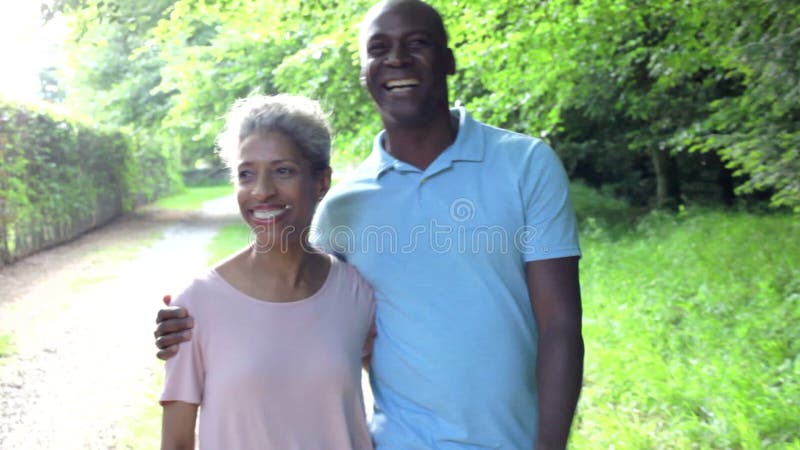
[155, 295, 194, 360]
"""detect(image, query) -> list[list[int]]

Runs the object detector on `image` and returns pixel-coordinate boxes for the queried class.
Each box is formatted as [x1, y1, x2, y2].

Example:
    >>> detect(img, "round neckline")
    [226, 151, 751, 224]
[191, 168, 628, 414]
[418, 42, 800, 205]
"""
[210, 254, 336, 306]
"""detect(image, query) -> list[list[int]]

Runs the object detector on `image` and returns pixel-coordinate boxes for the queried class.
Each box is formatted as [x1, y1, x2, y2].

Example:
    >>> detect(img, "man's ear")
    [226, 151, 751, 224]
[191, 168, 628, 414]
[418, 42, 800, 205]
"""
[446, 48, 456, 75]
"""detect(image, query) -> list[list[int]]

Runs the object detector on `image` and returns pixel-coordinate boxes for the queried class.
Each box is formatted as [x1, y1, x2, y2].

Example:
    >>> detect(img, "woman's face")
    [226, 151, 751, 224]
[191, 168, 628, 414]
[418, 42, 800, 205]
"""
[235, 131, 330, 250]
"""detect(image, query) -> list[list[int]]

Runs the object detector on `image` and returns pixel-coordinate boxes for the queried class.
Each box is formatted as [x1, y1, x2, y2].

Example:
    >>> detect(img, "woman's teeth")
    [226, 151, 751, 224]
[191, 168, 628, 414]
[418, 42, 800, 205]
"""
[253, 205, 291, 220]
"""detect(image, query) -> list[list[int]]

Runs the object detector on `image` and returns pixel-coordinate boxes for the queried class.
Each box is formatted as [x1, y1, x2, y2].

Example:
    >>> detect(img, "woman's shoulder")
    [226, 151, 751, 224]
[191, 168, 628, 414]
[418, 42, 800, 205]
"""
[326, 253, 375, 306]
[328, 253, 365, 282]
[170, 268, 227, 309]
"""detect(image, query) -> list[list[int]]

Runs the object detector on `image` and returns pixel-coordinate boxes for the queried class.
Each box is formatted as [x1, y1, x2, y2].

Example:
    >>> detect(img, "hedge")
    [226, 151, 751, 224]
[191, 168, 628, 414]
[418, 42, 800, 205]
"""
[0, 100, 175, 265]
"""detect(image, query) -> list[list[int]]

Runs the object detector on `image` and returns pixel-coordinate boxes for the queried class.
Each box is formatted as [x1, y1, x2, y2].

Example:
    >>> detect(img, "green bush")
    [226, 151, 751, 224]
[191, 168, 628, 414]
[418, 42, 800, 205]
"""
[0, 99, 178, 265]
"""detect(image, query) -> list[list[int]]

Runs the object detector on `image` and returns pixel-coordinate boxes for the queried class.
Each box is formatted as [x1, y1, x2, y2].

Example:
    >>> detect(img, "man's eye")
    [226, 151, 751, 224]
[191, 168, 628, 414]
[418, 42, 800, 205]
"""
[238, 170, 253, 181]
[368, 43, 387, 55]
[408, 38, 430, 49]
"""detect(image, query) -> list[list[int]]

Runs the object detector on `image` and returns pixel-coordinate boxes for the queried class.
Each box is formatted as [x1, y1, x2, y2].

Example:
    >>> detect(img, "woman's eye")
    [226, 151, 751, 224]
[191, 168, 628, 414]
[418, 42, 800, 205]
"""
[275, 167, 295, 178]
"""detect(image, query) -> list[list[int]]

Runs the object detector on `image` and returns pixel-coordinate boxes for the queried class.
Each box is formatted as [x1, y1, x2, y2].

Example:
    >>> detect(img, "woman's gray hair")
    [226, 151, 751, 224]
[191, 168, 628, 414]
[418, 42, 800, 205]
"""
[216, 94, 331, 179]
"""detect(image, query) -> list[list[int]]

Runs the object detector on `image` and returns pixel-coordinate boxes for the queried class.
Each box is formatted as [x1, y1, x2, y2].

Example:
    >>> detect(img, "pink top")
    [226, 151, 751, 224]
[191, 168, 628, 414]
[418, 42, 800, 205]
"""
[161, 255, 375, 450]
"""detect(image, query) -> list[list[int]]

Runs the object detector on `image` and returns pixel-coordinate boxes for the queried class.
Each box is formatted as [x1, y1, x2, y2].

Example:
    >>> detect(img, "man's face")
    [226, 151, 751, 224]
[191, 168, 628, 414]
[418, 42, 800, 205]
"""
[359, 1, 455, 127]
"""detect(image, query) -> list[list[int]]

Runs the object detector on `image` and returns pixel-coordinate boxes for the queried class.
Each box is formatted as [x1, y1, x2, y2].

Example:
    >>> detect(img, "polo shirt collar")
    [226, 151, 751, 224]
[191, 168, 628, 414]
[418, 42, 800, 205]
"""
[365, 107, 484, 180]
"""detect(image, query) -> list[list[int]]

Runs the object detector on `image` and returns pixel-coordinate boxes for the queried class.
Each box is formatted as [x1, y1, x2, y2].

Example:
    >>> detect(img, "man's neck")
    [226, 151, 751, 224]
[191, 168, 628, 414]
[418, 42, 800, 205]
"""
[383, 109, 458, 171]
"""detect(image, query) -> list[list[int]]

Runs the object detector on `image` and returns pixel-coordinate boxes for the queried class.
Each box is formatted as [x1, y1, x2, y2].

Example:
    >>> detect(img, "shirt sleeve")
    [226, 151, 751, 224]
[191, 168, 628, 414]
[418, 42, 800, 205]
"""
[160, 289, 204, 406]
[310, 198, 334, 254]
[362, 295, 377, 361]
[310, 194, 355, 261]
[519, 141, 581, 262]
[347, 264, 377, 362]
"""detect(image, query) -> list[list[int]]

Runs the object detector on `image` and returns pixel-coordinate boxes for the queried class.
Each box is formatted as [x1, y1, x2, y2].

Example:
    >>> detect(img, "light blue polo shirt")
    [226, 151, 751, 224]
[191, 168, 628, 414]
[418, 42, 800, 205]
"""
[312, 108, 580, 449]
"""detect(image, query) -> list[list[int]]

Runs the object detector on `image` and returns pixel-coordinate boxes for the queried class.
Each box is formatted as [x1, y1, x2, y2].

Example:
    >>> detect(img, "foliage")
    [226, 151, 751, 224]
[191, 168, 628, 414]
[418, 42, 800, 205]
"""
[0, 99, 136, 264]
[682, 0, 800, 211]
[181, 168, 230, 187]
[57, 0, 799, 210]
[59, 0, 183, 194]
[573, 205, 800, 448]
[153, 185, 233, 212]
[145, 0, 381, 170]
[570, 181, 641, 235]
[433, 0, 739, 207]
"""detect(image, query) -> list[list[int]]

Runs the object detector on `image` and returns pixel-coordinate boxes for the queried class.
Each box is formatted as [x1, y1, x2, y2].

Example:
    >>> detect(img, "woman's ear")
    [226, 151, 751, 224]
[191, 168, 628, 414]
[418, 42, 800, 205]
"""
[317, 166, 332, 200]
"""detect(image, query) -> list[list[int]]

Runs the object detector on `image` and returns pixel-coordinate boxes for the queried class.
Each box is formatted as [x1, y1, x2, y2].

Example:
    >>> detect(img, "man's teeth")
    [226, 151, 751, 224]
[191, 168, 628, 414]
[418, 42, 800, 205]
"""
[253, 206, 291, 220]
[386, 79, 419, 90]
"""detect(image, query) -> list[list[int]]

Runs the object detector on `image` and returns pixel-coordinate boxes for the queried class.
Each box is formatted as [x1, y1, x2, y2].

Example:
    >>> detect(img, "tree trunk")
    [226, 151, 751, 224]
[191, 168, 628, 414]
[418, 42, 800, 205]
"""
[717, 161, 736, 206]
[0, 218, 7, 266]
[650, 148, 682, 209]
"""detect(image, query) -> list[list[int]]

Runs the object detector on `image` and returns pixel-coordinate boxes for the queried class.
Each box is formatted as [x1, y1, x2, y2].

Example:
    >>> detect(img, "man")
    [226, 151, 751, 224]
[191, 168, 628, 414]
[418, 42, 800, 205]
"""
[155, 1, 584, 448]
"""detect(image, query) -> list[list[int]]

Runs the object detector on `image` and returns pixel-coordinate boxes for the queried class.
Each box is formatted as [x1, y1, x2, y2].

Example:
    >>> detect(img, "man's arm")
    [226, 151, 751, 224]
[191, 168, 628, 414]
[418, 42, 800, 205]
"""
[527, 256, 584, 450]
[155, 295, 195, 360]
[361, 320, 377, 371]
[161, 401, 198, 450]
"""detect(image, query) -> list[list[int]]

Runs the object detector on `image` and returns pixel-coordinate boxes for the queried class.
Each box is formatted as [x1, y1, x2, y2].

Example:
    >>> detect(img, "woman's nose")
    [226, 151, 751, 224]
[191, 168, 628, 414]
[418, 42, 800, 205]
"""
[251, 174, 276, 199]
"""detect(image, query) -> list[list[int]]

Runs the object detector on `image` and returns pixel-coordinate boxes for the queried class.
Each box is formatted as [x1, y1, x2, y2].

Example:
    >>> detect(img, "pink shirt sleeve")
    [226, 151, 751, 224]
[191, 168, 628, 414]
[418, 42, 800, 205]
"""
[160, 284, 205, 405]
[360, 277, 377, 362]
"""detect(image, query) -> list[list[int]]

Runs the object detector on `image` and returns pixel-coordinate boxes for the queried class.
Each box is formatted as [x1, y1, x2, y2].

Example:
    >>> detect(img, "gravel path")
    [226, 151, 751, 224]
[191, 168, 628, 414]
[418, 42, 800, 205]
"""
[0, 205, 240, 449]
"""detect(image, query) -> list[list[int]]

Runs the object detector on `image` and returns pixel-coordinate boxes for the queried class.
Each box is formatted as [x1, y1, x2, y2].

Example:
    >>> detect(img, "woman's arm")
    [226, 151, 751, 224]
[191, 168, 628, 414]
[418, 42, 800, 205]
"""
[161, 401, 198, 450]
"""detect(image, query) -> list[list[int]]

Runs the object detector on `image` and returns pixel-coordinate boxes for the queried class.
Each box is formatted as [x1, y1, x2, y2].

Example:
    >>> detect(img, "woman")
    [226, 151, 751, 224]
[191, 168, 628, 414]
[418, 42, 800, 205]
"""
[160, 95, 375, 450]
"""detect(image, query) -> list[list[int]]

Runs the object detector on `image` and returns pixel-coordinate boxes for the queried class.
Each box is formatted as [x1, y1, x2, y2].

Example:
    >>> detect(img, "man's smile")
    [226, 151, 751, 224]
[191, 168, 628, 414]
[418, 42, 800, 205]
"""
[384, 78, 420, 92]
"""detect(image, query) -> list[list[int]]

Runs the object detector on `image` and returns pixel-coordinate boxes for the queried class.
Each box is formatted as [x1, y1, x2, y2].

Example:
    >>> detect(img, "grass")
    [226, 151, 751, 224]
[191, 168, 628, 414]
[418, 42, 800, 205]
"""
[115, 366, 163, 450]
[571, 180, 640, 227]
[571, 195, 800, 448]
[154, 185, 233, 211]
[0, 333, 15, 360]
[206, 222, 251, 265]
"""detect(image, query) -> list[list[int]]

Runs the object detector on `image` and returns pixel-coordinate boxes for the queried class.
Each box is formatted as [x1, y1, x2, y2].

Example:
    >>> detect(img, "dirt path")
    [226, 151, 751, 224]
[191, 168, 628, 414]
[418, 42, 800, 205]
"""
[0, 203, 240, 449]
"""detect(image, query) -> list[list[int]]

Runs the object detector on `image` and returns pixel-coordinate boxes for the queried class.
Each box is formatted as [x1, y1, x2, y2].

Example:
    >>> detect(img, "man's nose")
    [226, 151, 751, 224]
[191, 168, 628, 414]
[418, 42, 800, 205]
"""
[385, 44, 410, 66]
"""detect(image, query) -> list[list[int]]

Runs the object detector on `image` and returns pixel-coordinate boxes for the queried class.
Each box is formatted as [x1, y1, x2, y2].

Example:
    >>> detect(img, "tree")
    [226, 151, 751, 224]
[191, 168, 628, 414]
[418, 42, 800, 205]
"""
[56, 0, 798, 209]
[684, 0, 800, 210]
[59, 0, 182, 199]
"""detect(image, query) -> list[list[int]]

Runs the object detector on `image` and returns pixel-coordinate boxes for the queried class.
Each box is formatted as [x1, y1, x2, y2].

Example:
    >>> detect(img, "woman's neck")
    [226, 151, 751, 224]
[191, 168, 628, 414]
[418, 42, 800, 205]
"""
[245, 239, 318, 288]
